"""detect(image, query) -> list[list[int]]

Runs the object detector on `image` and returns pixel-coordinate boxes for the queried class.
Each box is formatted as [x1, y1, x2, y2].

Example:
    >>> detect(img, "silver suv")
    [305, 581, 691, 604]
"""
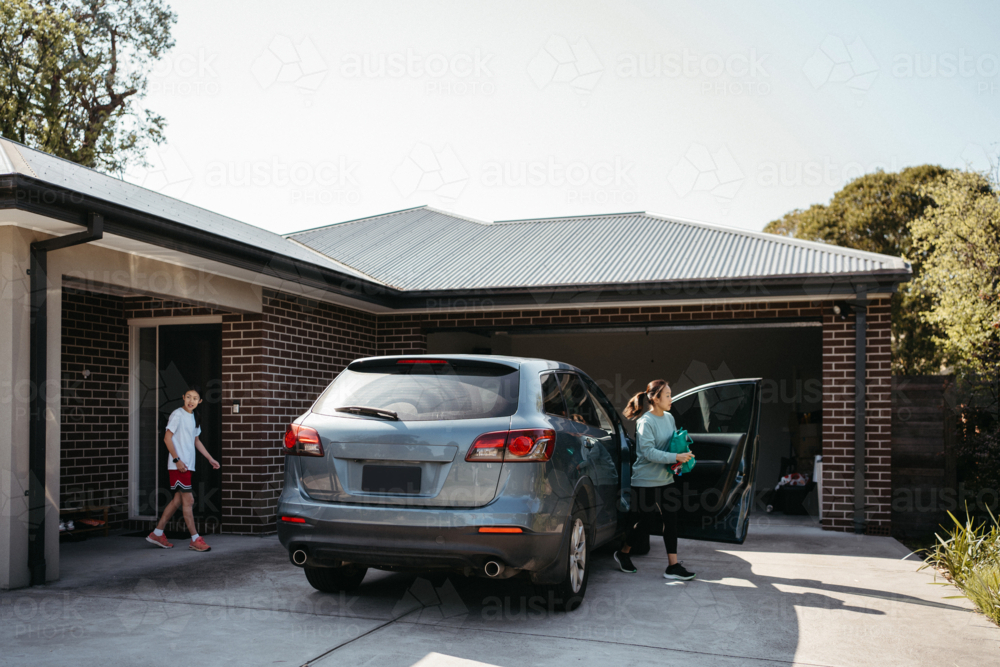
[277, 355, 761, 610]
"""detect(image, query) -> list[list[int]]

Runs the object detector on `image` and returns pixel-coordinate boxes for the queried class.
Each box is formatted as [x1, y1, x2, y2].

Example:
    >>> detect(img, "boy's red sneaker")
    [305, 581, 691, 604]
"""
[189, 536, 211, 552]
[146, 532, 174, 549]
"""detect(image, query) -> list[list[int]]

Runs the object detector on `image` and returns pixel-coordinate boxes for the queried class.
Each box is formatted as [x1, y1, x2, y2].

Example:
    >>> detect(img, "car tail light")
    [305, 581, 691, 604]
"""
[506, 429, 555, 461]
[465, 429, 555, 462]
[283, 424, 323, 457]
[465, 431, 507, 461]
[280, 516, 306, 523]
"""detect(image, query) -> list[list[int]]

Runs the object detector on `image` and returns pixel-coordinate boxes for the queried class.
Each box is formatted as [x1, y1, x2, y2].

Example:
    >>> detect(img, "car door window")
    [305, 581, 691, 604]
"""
[540, 372, 568, 418]
[558, 373, 601, 429]
[671, 382, 756, 434]
[586, 388, 615, 433]
[580, 379, 618, 434]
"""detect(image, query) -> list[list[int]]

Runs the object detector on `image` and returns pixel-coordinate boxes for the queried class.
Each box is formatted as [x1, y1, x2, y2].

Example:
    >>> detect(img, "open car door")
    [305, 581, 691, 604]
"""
[668, 378, 762, 544]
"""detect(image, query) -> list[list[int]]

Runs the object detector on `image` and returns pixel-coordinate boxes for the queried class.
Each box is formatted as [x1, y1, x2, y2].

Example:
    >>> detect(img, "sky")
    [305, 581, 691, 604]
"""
[127, 0, 1000, 236]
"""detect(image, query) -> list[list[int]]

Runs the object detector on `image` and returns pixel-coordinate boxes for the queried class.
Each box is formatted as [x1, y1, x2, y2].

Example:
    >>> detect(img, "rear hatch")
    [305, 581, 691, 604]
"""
[294, 357, 520, 508]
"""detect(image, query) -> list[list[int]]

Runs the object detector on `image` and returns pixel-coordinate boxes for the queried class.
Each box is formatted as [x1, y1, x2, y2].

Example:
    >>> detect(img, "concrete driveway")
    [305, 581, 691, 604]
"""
[1, 515, 995, 666]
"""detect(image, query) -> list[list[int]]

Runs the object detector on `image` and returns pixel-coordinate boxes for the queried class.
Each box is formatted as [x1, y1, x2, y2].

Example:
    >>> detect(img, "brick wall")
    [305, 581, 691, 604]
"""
[61, 285, 892, 536]
[220, 289, 377, 533]
[60, 288, 130, 525]
[820, 296, 893, 534]
[123, 296, 229, 320]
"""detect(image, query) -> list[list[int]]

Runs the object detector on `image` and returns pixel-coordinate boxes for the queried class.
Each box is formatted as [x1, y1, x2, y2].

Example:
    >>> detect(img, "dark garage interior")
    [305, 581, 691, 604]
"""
[428, 323, 824, 516]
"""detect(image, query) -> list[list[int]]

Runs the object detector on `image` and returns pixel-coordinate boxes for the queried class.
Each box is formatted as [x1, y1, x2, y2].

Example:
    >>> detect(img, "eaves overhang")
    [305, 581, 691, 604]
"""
[1, 173, 402, 308]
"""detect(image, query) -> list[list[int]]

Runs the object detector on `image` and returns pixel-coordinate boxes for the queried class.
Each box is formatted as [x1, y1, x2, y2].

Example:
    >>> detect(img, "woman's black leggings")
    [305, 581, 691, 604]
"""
[625, 484, 681, 554]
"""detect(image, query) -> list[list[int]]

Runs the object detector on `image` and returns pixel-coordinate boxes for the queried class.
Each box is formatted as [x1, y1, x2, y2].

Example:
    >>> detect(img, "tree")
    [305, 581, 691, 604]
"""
[914, 170, 1000, 511]
[764, 165, 953, 374]
[911, 170, 1000, 380]
[0, 0, 175, 174]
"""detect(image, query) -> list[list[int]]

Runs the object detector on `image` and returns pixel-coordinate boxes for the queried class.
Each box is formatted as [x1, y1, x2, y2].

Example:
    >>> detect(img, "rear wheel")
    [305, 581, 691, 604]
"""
[541, 508, 590, 612]
[304, 564, 368, 593]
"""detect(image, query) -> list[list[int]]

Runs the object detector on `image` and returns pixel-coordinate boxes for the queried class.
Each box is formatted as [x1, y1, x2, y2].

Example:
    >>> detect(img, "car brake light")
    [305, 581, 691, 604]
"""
[506, 429, 555, 461]
[465, 431, 507, 461]
[280, 516, 306, 523]
[283, 424, 323, 457]
[465, 429, 556, 462]
[397, 359, 447, 364]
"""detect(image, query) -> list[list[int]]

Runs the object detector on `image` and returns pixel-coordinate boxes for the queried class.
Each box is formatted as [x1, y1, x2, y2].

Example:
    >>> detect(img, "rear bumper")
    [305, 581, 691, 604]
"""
[277, 491, 568, 574]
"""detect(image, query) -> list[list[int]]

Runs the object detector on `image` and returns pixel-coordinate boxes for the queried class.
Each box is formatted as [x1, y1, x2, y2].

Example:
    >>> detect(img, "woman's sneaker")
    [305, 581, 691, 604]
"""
[614, 550, 637, 573]
[146, 532, 174, 549]
[664, 563, 696, 580]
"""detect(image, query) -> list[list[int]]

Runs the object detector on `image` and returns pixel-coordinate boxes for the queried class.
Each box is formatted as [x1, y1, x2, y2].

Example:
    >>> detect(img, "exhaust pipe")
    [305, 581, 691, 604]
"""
[291, 549, 308, 566]
[484, 561, 505, 578]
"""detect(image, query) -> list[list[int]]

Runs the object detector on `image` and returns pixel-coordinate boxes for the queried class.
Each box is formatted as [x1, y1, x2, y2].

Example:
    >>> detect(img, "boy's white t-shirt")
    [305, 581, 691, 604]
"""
[166, 408, 201, 471]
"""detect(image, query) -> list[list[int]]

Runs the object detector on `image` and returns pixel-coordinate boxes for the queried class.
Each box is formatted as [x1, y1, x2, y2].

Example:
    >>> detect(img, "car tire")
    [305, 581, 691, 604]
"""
[304, 564, 368, 593]
[540, 507, 590, 612]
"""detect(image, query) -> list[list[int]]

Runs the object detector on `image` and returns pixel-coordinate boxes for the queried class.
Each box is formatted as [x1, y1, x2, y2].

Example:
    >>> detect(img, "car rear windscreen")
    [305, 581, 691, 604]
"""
[312, 359, 520, 421]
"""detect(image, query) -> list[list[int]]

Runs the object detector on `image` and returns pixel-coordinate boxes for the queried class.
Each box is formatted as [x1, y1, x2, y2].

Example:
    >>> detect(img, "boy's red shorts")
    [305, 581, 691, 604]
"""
[169, 470, 192, 491]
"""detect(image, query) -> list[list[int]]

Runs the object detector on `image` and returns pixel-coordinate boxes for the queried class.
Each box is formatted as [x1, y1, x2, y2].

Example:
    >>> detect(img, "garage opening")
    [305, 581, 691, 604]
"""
[428, 322, 823, 516]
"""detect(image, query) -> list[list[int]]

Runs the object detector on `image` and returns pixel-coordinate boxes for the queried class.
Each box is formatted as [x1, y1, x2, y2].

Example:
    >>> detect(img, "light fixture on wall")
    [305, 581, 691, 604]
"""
[82, 369, 90, 379]
[831, 301, 853, 320]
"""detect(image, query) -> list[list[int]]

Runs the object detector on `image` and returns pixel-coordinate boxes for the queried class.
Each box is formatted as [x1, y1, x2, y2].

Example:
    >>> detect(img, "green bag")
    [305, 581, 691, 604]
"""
[668, 428, 696, 475]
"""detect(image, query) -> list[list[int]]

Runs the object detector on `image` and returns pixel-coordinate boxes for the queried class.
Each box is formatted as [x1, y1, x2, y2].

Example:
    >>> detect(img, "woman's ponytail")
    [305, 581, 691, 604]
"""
[623, 379, 669, 420]
[623, 391, 646, 420]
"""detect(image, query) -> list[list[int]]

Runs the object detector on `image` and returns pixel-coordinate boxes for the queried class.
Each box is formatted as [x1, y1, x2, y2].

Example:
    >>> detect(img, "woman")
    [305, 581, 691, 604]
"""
[614, 379, 697, 580]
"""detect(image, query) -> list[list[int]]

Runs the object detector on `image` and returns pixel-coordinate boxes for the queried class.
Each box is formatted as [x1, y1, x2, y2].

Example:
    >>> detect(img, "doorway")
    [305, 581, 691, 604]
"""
[131, 321, 223, 527]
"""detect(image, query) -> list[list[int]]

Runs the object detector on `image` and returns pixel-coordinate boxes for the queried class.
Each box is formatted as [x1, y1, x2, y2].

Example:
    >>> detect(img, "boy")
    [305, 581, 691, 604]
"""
[146, 386, 220, 552]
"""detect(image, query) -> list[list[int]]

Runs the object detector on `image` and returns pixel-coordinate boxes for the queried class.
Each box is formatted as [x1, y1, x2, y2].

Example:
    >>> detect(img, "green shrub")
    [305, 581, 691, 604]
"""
[920, 508, 1000, 626]
[963, 564, 1000, 627]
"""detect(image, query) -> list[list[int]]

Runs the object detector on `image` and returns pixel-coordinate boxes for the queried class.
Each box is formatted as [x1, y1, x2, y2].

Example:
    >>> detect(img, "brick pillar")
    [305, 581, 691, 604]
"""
[864, 297, 893, 534]
[220, 312, 270, 533]
[821, 296, 893, 534]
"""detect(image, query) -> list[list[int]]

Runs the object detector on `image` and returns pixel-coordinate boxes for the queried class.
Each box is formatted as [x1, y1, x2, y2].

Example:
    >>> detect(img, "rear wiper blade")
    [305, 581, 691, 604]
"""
[335, 406, 399, 421]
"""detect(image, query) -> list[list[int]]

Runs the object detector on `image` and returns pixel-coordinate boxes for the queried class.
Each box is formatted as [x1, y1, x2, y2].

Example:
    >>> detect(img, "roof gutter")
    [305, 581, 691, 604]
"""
[388, 270, 911, 310]
[28, 212, 104, 585]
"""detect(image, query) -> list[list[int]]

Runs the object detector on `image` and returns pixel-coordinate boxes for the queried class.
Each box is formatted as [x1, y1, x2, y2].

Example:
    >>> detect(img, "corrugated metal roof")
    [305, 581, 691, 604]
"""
[3, 139, 910, 295]
[287, 206, 910, 291]
[0, 138, 376, 283]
